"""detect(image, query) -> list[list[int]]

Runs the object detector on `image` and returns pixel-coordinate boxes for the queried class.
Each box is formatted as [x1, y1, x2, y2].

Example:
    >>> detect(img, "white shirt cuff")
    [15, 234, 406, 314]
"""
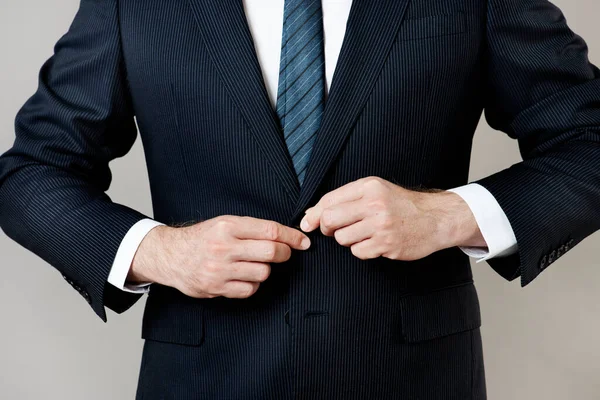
[107, 218, 166, 293]
[447, 183, 518, 263]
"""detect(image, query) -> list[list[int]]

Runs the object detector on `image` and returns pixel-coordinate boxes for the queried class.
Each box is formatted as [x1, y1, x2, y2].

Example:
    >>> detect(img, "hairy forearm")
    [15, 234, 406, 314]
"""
[127, 225, 172, 285]
[418, 190, 488, 250]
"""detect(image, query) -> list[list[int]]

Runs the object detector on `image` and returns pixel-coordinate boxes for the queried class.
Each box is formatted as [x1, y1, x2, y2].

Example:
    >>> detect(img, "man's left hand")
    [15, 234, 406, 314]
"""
[299, 176, 487, 261]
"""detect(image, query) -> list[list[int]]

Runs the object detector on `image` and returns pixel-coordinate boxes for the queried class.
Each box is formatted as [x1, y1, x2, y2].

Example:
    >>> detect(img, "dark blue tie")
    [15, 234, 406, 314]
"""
[276, 0, 326, 187]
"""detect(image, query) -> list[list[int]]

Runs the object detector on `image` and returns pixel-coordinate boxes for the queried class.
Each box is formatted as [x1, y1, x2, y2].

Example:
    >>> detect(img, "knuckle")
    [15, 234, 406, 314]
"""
[242, 286, 253, 298]
[264, 243, 277, 259]
[382, 235, 394, 247]
[321, 209, 334, 227]
[214, 218, 233, 233]
[367, 178, 386, 193]
[334, 230, 348, 246]
[257, 265, 271, 281]
[379, 217, 392, 230]
[318, 193, 329, 206]
[265, 222, 280, 241]
[324, 195, 336, 208]
[272, 244, 292, 262]
[369, 199, 387, 211]
[351, 245, 368, 260]
[205, 281, 222, 295]
[214, 215, 227, 223]
[383, 249, 400, 260]
[208, 241, 229, 257]
[231, 283, 254, 298]
[280, 245, 292, 261]
[365, 176, 381, 186]
[204, 261, 220, 274]
[246, 283, 259, 298]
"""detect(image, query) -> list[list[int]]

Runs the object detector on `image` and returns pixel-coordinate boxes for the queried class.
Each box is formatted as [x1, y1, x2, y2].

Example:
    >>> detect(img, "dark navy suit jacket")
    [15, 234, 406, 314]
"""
[1, 0, 600, 398]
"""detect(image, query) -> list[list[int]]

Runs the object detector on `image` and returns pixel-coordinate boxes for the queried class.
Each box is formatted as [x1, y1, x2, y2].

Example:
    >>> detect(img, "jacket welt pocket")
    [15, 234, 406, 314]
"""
[398, 12, 467, 41]
[399, 282, 481, 343]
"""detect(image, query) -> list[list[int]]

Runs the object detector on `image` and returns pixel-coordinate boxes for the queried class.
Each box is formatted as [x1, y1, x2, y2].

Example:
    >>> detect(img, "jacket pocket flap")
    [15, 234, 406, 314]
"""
[141, 286, 204, 346]
[399, 282, 481, 343]
[398, 12, 466, 41]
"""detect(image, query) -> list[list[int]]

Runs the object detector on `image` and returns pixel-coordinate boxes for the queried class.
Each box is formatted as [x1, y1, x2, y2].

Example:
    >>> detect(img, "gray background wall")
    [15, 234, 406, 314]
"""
[1, 0, 599, 398]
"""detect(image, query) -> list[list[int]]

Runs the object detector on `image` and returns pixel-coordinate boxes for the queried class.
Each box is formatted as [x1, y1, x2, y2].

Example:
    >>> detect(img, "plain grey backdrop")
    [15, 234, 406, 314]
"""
[1, 0, 599, 399]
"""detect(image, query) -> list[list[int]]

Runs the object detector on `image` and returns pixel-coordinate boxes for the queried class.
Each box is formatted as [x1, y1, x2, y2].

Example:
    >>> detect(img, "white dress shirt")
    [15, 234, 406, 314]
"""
[108, 0, 518, 293]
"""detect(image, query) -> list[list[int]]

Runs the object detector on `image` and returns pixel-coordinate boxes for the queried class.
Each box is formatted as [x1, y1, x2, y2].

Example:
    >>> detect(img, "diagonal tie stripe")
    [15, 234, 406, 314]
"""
[276, 27, 324, 104]
[279, 78, 321, 121]
[276, 0, 325, 187]
[277, 34, 323, 95]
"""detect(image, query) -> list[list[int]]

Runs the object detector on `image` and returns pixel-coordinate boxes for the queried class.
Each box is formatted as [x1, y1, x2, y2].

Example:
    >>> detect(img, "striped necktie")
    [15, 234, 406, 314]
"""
[276, 0, 326, 187]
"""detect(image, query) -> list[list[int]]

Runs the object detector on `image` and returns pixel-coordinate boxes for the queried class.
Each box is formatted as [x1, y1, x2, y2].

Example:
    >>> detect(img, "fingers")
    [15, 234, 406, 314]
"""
[221, 280, 260, 299]
[232, 217, 310, 250]
[226, 261, 271, 282]
[181, 216, 313, 301]
[350, 238, 382, 260]
[231, 239, 293, 263]
[313, 199, 366, 236]
[301, 179, 367, 231]
[332, 218, 374, 246]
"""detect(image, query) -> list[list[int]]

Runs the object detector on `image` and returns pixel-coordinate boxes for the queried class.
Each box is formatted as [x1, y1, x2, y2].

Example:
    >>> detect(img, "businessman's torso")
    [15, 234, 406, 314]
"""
[121, 0, 486, 398]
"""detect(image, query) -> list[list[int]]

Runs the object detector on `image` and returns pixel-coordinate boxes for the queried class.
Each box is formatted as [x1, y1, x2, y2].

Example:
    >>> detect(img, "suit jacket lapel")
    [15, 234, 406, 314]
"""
[186, 0, 301, 202]
[291, 0, 412, 222]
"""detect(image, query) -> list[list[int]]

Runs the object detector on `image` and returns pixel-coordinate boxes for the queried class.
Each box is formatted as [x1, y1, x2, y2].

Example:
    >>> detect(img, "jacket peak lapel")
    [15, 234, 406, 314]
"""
[186, 0, 301, 202]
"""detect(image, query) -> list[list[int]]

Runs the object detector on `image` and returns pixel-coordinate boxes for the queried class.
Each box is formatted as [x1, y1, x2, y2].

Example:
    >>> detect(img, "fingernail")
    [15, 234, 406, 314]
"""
[301, 237, 311, 249]
[300, 218, 310, 231]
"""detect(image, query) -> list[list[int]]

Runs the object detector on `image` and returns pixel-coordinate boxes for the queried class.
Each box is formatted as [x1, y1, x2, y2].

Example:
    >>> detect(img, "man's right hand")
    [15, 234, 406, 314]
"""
[127, 215, 311, 299]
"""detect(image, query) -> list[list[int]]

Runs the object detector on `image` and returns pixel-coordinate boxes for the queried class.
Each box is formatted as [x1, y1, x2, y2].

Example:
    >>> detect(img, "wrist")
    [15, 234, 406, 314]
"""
[419, 190, 487, 250]
[128, 225, 172, 285]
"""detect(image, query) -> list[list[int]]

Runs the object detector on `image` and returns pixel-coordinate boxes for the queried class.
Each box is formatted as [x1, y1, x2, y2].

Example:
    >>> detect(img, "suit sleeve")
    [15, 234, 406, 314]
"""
[0, 0, 150, 321]
[472, 0, 600, 286]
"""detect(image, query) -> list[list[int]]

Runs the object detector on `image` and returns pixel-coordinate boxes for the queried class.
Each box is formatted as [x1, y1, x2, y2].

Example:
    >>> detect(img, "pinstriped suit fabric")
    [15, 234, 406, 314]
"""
[0, 0, 599, 398]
